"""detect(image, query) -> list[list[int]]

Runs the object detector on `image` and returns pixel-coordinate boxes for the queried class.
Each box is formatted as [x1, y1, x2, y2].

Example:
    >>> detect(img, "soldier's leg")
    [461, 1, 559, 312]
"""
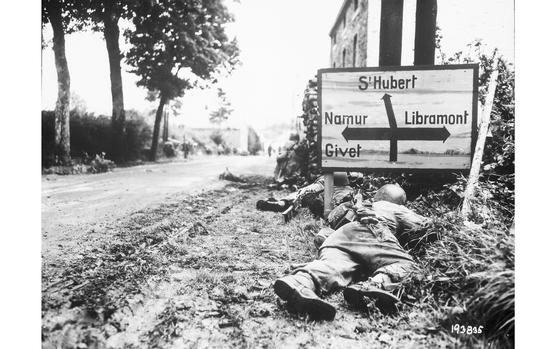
[344, 260, 418, 314]
[313, 227, 335, 249]
[372, 260, 418, 291]
[274, 222, 390, 319]
[294, 247, 363, 294]
[273, 246, 363, 320]
[300, 222, 410, 294]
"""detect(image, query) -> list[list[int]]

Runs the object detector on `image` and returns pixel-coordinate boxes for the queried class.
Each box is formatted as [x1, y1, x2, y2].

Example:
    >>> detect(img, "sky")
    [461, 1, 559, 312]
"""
[41, 0, 514, 131]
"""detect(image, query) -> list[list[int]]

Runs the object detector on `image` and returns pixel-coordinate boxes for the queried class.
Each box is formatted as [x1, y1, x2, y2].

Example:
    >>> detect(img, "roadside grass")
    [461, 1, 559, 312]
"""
[42, 175, 513, 348]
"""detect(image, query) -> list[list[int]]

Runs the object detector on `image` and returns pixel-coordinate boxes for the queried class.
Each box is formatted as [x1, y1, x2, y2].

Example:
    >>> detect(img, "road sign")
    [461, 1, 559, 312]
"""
[318, 64, 478, 171]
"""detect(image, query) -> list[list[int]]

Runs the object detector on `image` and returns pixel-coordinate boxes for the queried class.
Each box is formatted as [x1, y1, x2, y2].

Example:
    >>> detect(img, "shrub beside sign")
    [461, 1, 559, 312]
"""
[318, 64, 478, 171]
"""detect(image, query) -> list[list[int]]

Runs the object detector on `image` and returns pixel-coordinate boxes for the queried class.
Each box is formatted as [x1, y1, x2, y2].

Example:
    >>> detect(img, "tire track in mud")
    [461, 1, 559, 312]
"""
[42, 175, 456, 349]
[42, 178, 273, 349]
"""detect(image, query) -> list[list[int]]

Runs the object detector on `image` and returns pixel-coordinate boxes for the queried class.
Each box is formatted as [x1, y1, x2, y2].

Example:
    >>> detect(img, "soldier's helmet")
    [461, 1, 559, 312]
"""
[373, 184, 406, 205]
[333, 172, 350, 186]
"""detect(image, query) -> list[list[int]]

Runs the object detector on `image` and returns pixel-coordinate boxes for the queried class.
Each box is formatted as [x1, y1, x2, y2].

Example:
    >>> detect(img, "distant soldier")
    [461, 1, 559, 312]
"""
[273, 184, 431, 320]
[268, 144, 273, 157]
[182, 140, 189, 159]
[273, 134, 303, 184]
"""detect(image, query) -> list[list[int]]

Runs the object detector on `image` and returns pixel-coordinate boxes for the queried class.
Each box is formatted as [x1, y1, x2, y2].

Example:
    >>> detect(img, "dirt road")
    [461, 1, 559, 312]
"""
[42, 157, 466, 348]
[42, 155, 275, 260]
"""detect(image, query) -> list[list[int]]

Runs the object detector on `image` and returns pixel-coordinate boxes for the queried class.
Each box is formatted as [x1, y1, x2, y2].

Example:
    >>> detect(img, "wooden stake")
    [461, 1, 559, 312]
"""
[323, 173, 334, 218]
[461, 62, 500, 218]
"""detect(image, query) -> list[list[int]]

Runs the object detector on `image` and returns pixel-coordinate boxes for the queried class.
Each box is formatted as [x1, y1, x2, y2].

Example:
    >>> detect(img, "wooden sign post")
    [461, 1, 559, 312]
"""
[323, 173, 334, 217]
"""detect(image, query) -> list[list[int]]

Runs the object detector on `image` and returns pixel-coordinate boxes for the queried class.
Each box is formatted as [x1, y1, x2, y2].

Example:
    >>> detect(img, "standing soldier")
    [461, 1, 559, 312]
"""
[182, 137, 189, 159]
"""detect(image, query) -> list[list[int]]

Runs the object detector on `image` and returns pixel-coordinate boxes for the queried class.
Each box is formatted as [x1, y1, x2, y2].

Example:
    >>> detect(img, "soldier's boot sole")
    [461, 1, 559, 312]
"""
[273, 279, 336, 321]
[344, 286, 399, 315]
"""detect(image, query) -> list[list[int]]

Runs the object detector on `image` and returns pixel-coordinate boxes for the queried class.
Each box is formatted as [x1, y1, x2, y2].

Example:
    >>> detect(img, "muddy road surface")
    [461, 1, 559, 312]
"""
[42, 157, 461, 348]
[42, 155, 274, 261]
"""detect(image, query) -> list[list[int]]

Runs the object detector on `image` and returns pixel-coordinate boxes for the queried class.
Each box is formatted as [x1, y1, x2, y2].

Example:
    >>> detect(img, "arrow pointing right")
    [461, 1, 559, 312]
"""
[395, 126, 451, 142]
[342, 126, 451, 143]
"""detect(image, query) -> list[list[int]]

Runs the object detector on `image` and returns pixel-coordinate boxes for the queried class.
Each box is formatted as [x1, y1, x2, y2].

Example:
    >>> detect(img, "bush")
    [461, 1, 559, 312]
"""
[124, 110, 154, 161]
[88, 153, 116, 173]
[163, 142, 176, 158]
[402, 192, 514, 348]
[210, 131, 224, 146]
[41, 111, 57, 168]
[42, 109, 152, 168]
[444, 41, 515, 225]
[68, 110, 112, 159]
[405, 44, 514, 347]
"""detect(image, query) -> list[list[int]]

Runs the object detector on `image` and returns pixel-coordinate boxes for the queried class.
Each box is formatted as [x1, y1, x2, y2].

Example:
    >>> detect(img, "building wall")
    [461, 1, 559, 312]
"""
[182, 127, 242, 150]
[332, 0, 421, 68]
[330, 0, 369, 68]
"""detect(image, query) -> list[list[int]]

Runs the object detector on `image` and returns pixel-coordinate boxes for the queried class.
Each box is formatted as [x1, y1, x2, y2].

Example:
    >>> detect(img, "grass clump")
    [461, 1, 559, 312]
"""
[402, 181, 514, 348]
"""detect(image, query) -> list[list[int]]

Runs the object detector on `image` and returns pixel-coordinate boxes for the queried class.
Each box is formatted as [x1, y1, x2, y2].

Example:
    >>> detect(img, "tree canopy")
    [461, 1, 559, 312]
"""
[125, 0, 239, 101]
[209, 88, 233, 125]
[125, 0, 239, 160]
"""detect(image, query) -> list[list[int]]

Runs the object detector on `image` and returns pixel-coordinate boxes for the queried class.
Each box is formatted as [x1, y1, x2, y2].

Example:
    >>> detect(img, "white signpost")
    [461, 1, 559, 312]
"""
[318, 65, 478, 172]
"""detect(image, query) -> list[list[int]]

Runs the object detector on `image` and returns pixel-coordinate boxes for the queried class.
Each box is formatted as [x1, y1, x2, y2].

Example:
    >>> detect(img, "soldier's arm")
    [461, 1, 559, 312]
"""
[394, 206, 433, 239]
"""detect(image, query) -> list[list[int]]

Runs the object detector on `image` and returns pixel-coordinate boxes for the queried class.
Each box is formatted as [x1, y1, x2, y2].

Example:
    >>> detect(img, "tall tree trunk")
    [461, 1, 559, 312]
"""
[150, 95, 168, 161]
[103, 0, 126, 162]
[47, 0, 71, 165]
[162, 106, 169, 142]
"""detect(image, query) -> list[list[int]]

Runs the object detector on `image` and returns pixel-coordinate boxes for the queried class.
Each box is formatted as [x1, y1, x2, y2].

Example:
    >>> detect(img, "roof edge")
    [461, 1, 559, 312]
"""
[329, 0, 353, 37]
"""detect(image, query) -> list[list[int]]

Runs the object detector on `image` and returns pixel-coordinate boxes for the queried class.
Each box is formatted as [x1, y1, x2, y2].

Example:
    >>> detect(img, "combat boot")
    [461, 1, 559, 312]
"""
[344, 280, 400, 315]
[256, 199, 288, 212]
[274, 273, 336, 321]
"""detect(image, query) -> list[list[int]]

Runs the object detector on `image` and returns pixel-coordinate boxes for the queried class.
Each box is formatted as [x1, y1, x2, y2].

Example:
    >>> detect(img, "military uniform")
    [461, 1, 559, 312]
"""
[295, 200, 428, 293]
[274, 198, 430, 319]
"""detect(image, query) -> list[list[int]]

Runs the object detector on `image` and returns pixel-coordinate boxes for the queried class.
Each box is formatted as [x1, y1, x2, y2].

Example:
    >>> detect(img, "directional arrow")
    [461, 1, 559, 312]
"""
[340, 94, 452, 162]
[342, 126, 451, 142]
[381, 94, 398, 161]
[381, 94, 397, 129]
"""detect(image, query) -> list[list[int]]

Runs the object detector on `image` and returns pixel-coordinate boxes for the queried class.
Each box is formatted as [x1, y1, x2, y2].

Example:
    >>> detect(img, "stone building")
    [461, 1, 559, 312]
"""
[329, 0, 369, 68]
[329, 0, 438, 68]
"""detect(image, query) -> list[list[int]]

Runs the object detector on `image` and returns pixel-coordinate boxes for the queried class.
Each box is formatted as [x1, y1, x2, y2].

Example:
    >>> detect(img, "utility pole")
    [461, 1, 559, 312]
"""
[414, 0, 438, 65]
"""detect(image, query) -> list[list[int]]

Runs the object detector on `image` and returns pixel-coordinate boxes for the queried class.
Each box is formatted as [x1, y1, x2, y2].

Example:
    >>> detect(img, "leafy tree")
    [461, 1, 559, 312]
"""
[87, 0, 136, 162]
[209, 88, 233, 125]
[42, 0, 88, 165]
[70, 91, 88, 115]
[125, 0, 239, 161]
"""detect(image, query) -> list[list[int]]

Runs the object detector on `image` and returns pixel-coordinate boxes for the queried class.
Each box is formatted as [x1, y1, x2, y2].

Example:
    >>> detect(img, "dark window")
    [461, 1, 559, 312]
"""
[352, 34, 358, 67]
[354, 0, 358, 11]
[342, 49, 346, 68]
